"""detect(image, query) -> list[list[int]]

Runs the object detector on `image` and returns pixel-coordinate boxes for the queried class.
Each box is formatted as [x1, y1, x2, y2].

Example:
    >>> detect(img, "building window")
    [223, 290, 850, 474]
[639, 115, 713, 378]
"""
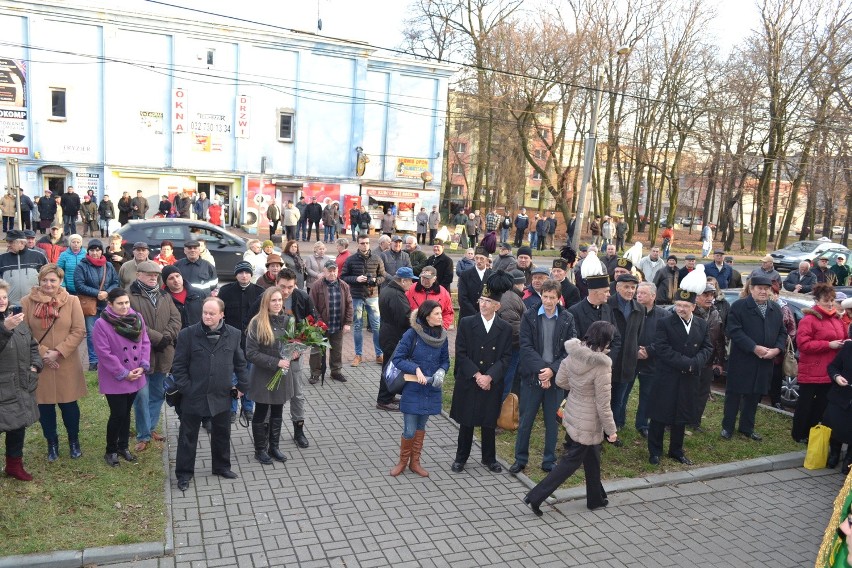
[616, 204, 624, 213]
[206, 49, 215, 66]
[455, 142, 467, 154]
[451, 184, 464, 196]
[277, 110, 294, 142]
[539, 128, 548, 140]
[534, 149, 545, 160]
[452, 163, 464, 175]
[530, 189, 540, 200]
[50, 88, 66, 120]
[532, 170, 542, 180]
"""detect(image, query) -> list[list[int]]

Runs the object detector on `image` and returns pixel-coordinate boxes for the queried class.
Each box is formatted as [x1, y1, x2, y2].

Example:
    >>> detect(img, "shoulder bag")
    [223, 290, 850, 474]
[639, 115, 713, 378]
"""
[497, 392, 519, 431]
[782, 336, 797, 377]
[79, 266, 107, 317]
[383, 337, 418, 395]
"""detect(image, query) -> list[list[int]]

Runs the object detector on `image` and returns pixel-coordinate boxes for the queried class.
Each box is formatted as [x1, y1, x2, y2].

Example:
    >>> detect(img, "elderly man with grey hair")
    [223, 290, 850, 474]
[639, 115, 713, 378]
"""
[633, 281, 668, 437]
[404, 235, 428, 276]
[783, 261, 817, 294]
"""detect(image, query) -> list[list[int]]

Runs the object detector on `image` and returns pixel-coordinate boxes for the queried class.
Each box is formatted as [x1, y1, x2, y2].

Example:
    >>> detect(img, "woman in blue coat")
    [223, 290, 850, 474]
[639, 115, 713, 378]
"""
[389, 300, 449, 478]
[73, 239, 120, 371]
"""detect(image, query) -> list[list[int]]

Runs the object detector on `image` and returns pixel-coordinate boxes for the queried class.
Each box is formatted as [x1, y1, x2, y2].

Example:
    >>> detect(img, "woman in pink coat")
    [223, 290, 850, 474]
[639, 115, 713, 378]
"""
[92, 288, 151, 466]
[792, 283, 848, 443]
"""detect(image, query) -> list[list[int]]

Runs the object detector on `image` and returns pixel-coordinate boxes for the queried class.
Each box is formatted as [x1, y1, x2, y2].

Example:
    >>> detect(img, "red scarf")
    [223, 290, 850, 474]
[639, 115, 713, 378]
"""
[815, 304, 838, 318]
[86, 253, 108, 267]
[170, 288, 187, 305]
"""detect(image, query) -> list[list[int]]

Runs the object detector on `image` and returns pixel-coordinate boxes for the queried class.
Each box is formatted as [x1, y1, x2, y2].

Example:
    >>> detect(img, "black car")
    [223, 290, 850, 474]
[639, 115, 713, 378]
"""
[115, 219, 247, 281]
[722, 288, 814, 408]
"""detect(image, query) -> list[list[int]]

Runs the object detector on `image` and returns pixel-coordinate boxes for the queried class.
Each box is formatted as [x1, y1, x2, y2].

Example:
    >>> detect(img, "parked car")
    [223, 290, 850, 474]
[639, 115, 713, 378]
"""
[721, 288, 813, 409]
[115, 219, 248, 281]
[833, 226, 844, 236]
[681, 217, 692, 227]
[769, 240, 847, 272]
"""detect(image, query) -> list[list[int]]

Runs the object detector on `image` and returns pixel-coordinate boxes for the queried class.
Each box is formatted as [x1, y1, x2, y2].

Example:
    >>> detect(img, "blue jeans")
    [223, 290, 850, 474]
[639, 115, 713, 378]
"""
[611, 379, 635, 429]
[353, 297, 381, 357]
[134, 372, 167, 441]
[85, 313, 100, 365]
[402, 413, 429, 439]
[502, 349, 520, 402]
[529, 232, 538, 248]
[230, 370, 254, 413]
[500, 227, 509, 243]
[635, 373, 654, 432]
[38, 401, 80, 441]
[63, 214, 76, 236]
[515, 379, 563, 469]
[324, 225, 335, 243]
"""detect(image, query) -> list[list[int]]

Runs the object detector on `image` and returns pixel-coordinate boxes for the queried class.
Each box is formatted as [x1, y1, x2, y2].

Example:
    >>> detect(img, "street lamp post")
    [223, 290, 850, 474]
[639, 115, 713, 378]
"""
[420, 170, 433, 191]
[572, 46, 630, 252]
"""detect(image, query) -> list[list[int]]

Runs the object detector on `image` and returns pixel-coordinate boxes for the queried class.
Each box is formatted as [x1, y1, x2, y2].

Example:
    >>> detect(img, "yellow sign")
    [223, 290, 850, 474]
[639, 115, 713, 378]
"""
[395, 157, 429, 179]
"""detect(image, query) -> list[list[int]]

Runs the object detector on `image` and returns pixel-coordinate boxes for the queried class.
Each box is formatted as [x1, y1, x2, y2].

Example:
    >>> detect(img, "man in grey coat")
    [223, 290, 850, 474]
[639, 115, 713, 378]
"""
[173, 297, 249, 492]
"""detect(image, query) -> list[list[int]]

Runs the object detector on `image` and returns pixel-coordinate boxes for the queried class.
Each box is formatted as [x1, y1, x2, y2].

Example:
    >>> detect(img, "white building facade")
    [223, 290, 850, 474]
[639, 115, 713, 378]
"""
[0, 0, 453, 233]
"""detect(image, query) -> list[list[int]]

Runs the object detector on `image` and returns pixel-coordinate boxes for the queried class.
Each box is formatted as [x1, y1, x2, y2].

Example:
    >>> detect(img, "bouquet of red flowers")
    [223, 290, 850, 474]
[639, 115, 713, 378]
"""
[267, 315, 332, 391]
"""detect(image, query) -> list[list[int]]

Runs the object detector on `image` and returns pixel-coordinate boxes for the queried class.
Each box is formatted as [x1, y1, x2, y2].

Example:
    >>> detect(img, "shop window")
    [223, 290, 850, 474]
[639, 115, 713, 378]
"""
[50, 88, 66, 120]
[278, 110, 294, 142]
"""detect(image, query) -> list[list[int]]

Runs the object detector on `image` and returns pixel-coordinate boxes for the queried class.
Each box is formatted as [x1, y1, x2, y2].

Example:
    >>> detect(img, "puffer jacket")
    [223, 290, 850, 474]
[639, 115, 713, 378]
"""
[393, 313, 449, 416]
[73, 257, 120, 309]
[0, 248, 47, 303]
[341, 250, 385, 299]
[36, 235, 68, 263]
[56, 247, 86, 293]
[0, 311, 42, 432]
[555, 338, 616, 446]
[797, 306, 848, 384]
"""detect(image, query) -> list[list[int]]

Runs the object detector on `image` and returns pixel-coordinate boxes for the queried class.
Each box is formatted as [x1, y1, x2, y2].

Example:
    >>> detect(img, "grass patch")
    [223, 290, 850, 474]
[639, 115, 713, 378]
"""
[442, 364, 800, 488]
[0, 372, 167, 557]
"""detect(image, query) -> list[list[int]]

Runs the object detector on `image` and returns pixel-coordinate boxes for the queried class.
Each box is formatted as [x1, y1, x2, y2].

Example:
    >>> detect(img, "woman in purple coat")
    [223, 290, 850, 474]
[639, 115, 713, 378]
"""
[92, 288, 151, 467]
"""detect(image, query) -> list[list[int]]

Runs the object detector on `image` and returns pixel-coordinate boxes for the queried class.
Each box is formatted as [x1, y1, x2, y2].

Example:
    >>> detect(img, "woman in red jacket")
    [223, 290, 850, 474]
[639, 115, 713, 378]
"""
[792, 283, 849, 443]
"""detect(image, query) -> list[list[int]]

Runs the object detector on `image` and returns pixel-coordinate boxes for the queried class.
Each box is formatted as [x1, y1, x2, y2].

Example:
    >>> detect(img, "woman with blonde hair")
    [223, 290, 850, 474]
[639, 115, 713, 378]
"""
[21, 264, 87, 461]
[244, 287, 302, 464]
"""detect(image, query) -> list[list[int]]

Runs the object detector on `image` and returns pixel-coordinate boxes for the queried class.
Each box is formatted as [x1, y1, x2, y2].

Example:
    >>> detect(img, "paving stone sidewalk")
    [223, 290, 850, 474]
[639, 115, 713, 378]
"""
[95, 329, 843, 568]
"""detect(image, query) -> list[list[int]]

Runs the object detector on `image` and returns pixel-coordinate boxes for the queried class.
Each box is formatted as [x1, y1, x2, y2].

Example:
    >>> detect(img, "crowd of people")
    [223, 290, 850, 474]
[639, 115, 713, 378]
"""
[4, 197, 852, 526]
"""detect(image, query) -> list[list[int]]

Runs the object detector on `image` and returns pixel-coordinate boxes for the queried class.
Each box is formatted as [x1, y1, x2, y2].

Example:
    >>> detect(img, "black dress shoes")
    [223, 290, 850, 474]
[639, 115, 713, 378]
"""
[588, 499, 609, 511]
[451, 461, 465, 473]
[509, 462, 526, 475]
[668, 453, 694, 465]
[637, 429, 648, 439]
[213, 469, 239, 479]
[177, 478, 190, 492]
[720, 429, 733, 440]
[117, 449, 137, 462]
[649, 455, 661, 465]
[740, 431, 762, 441]
[482, 461, 502, 473]
[523, 496, 543, 517]
[541, 464, 554, 473]
[104, 452, 120, 467]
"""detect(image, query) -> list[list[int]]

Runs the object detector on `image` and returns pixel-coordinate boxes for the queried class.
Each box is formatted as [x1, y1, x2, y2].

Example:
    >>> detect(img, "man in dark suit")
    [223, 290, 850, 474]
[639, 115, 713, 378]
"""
[510, 280, 576, 475]
[426, 239, 454, 292]
[725, 256, 744, 288]
[647, 288, 713, 465]
[607, 272, 644, 433]
[173, 297, 249, 492]
[449, 282, 512, 473]
[457, 246, 492, 319]
[722, 275, 787, 441]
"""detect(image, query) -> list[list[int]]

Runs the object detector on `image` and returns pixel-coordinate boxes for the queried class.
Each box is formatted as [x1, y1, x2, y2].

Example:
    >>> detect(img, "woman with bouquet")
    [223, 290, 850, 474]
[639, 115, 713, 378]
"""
[388, 300, 450, 478]
[244, 287, 302, 465]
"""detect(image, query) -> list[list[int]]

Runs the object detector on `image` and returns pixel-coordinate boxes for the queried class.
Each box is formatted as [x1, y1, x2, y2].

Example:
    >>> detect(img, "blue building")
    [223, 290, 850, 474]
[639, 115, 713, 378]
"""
[0, 0, 454, 232]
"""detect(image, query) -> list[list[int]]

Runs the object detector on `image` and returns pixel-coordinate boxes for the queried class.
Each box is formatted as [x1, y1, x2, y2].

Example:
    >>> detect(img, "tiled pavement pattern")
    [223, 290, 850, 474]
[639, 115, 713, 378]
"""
[98, 330, 843, 568]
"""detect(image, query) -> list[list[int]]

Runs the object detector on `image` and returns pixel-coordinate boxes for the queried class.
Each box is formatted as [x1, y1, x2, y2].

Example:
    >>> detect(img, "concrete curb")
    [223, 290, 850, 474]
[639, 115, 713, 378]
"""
[0, 423, 175, 568]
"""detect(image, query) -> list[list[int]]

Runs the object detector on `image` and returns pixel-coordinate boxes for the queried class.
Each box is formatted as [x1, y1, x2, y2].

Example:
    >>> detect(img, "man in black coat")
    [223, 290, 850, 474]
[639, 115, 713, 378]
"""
[174, 240, 218, 295]
[173, 297, 249, 492]
[607, 273, 644, 432]
[647, 289, 713, 466]
[722, 275, 787, 441]
[568, 275, 622, 367]
[304, 196, 323, 242]
[510, 280, 576, 475]
[426, 239, 454, 291]
[60, 186, 81, 236]
[550, 258, 581, 309]
[162, 265, 203, 329]
[377, 267, 417, 411]
[449, 285, 512, 473]
[457, 246, 491, 319]
[634, 281, 668, 438]
[217, 261, 264, 423]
